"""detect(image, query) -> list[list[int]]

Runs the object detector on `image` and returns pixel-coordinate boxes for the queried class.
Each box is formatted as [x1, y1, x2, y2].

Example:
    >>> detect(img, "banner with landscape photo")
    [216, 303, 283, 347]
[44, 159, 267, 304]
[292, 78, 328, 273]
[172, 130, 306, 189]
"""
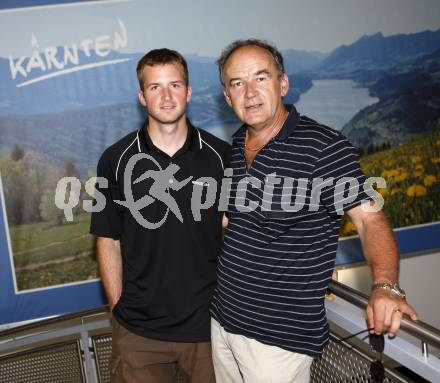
[0, 0, 438, 317]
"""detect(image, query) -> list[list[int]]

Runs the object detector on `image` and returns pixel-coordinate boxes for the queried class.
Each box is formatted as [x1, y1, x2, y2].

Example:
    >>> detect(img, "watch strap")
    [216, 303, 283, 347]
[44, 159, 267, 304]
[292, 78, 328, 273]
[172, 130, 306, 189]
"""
[372, 282, 406, 299]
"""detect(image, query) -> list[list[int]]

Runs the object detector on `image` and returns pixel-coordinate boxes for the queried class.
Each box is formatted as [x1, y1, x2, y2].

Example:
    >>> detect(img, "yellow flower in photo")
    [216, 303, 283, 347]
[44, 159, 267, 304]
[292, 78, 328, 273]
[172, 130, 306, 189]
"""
[431, 157, 440, 164]
[382, 159, 395, 167]
[394, 172, 408, 183]
[342, 221, 357, 235]
[413, 164, 425, 178]
[407, 185, 427, 198]
[381, 168, 400, 180]
[378, 188, 389, 197]
[411, 155, 422, 164]
[391, 188, 402, 196]
[380, 170, 391, 179]
[424, 175, 437, 187]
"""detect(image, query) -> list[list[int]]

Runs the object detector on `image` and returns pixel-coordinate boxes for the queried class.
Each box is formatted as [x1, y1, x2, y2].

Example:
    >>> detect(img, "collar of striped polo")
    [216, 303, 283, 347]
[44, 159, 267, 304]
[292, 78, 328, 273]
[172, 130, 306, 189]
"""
[231, 104, 300, 142]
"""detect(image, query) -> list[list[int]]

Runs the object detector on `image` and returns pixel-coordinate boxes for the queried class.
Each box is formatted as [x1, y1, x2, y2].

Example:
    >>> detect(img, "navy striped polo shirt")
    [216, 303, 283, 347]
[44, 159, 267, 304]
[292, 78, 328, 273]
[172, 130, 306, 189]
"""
[211, 104, 372, 356]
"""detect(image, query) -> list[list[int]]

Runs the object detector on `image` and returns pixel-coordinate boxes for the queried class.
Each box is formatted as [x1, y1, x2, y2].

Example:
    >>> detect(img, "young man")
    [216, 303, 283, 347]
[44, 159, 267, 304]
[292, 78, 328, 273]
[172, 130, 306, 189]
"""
[90, 48, 230, 383]
[210, 39, 418, 383]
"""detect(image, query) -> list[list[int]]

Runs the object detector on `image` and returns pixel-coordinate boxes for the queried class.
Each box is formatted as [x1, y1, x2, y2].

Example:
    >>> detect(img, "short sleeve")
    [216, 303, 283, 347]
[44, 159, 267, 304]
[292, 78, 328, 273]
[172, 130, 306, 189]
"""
[89, 152, 123, 239]
[222, 142, 232, 169]
[312, 134, 374, 217]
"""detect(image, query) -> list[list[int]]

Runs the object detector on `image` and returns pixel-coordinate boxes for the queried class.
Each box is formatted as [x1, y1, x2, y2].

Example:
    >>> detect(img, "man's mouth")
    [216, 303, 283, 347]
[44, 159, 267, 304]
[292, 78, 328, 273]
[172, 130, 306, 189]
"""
[245, 103, 262, 110]
[161, 104, 176, 109]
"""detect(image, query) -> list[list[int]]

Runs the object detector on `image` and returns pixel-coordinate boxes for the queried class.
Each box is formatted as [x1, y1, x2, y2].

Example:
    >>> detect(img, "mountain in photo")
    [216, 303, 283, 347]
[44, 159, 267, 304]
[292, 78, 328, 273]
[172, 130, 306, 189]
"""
[282, 49, 327, 74]
[342, 49, 440, 148]
[318, 29, 440, 79]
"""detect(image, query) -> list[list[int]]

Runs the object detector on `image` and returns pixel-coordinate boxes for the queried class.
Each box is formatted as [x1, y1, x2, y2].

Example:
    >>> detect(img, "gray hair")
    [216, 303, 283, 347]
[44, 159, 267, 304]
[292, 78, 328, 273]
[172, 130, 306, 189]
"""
[217, 39, 285, 86]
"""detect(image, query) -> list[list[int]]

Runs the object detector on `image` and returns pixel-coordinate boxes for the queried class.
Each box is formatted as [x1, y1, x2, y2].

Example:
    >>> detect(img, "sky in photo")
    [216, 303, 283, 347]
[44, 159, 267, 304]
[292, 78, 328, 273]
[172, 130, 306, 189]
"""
[1, 0, 440, 57]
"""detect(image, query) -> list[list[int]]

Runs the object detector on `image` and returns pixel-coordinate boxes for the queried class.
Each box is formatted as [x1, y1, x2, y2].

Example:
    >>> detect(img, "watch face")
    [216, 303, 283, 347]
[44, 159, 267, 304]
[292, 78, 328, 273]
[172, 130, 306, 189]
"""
[392, 284, 406, 297]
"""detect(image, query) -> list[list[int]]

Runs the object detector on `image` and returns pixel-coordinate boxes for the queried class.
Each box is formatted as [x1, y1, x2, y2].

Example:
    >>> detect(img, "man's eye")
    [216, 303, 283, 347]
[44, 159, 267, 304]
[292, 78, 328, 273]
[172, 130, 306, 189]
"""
[231, 81, 242, 87]
[150, 85, 158, 91]
[256, 76, 267, 82]
[171, 83, 180, 88]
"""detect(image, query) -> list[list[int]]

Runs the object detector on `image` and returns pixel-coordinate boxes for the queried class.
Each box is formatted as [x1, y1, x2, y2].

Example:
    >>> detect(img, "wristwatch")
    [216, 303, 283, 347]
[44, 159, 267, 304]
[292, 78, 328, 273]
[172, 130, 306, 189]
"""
[372, 282, 406, 299]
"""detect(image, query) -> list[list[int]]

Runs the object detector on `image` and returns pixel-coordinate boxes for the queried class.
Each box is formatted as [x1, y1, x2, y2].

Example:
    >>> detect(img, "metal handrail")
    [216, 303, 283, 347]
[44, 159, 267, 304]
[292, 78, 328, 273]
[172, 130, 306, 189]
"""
[2, 281, 440, 349]
[0, 305, 109, 339]
[329, 280, 440, 349]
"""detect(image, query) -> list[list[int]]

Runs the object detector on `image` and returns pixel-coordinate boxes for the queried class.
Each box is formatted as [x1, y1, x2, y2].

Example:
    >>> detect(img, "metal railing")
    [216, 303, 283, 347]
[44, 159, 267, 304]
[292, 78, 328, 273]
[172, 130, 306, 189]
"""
[0, 282, 439, 382]
[0, 307, 110, 383]
[329, 280, 440, 353]
[323, 280, 440, 382]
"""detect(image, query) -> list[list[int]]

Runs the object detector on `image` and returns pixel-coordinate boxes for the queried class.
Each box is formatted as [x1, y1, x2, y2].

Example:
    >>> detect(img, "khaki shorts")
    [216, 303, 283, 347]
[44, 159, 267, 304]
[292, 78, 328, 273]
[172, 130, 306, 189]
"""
[110, 318, 215, 383]
[211, 318, 313, 383]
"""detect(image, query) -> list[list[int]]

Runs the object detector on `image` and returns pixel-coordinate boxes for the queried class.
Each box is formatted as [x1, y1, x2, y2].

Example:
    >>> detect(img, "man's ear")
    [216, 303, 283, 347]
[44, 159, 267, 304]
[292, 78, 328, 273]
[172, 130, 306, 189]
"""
[280, 74, 289, 97]
[186, 84, 192, 102]
[223, 88, 232, 107]
[138, 90, 147, 107]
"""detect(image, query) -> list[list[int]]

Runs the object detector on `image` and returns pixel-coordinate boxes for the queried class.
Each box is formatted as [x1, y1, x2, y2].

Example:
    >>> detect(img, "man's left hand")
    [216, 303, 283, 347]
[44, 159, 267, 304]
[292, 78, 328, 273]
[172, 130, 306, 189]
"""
[367, 290, 418, 337]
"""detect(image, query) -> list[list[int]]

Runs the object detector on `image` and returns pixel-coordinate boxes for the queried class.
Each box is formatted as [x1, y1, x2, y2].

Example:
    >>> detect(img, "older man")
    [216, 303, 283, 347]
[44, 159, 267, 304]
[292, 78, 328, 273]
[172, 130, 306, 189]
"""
[210, 39, 417, 383]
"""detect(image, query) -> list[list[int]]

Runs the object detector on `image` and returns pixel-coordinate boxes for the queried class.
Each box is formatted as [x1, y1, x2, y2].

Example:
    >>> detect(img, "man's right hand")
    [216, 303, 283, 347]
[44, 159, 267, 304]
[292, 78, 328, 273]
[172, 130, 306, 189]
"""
[96, 237, 123, 311]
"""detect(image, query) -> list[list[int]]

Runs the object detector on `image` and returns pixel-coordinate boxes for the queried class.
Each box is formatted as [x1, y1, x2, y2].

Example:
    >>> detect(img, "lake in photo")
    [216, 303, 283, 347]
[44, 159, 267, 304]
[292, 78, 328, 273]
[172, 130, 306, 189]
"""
[206, 79, 378, 142]
[294, 79, 379, 130]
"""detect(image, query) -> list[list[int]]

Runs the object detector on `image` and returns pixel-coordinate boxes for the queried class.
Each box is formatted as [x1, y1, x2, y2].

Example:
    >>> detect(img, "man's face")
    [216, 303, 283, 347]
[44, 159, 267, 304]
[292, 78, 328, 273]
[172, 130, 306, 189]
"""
[138, 62, 192, 125]
[223, 45, 289, 131]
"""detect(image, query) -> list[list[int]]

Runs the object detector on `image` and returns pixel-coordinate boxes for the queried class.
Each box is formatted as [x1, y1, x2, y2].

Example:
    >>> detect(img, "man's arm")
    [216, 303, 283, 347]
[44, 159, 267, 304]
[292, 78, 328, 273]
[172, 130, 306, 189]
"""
[347, 203, 418, 337]
[222, 213, 229, 229]
[97, 237, 122, 311]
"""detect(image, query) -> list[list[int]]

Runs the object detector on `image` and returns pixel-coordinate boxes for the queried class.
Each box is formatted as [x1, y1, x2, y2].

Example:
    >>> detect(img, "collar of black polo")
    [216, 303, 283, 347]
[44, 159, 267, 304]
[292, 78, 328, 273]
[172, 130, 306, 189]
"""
[138, 119, 202, 154]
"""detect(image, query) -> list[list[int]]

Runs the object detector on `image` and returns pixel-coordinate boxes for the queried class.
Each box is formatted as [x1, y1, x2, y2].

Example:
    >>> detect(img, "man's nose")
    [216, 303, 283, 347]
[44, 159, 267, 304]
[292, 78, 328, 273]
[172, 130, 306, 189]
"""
[244, 81, 256, 99]
[162, 87, 171, 100]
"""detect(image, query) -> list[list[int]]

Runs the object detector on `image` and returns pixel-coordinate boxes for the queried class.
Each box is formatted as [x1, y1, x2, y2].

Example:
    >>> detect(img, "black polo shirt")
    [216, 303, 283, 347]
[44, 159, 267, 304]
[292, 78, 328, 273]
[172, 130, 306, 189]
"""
[211, 105, 373, 356]
[90, 122, 231, 342]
